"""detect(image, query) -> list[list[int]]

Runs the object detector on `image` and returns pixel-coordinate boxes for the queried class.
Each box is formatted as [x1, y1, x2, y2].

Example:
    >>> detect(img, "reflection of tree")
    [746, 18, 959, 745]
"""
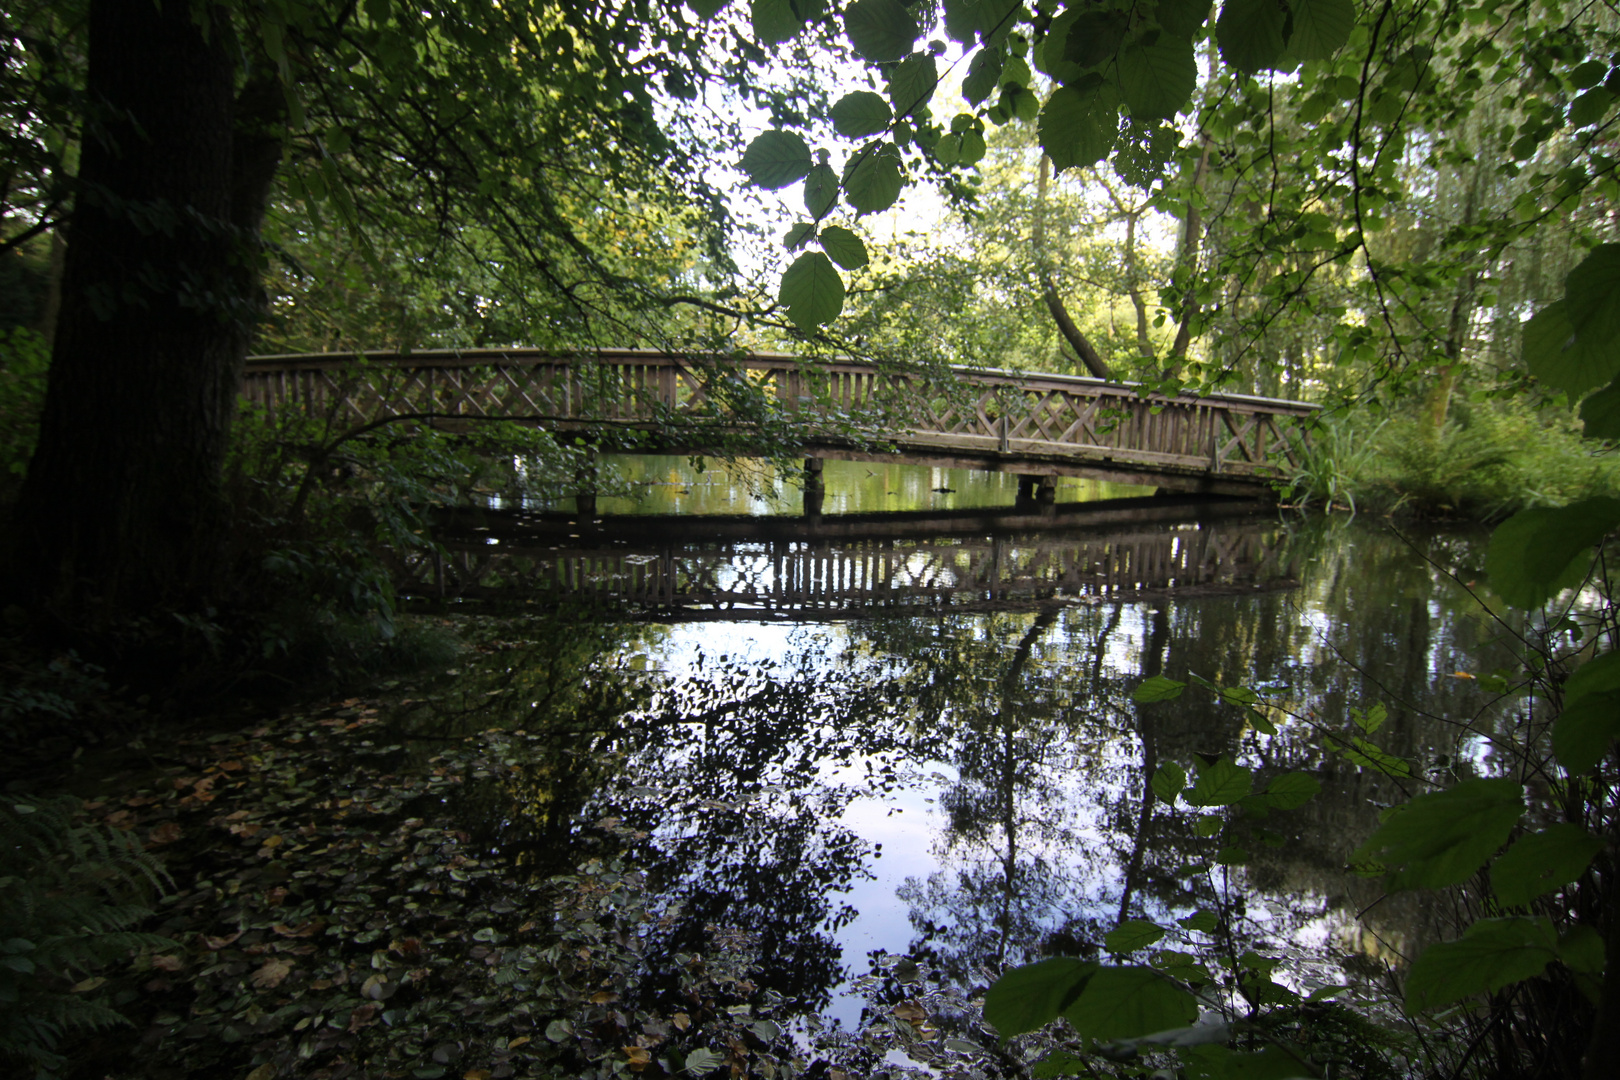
[895, 608, 1109, 984]
[579, 640, 952, 1013]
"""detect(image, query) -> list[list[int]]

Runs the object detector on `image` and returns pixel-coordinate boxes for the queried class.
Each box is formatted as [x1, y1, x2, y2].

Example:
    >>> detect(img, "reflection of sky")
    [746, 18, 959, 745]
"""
[584, 517, 1524, 1045]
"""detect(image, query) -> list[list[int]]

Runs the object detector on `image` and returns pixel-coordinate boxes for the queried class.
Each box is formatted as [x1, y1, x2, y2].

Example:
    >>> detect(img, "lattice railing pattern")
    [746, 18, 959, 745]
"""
[401, 523, 1293, 615]
[243, 349, 1316, 481]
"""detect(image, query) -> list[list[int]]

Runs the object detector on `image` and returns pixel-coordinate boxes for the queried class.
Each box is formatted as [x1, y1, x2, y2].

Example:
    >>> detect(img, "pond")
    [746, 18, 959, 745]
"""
[77, 456, 1523, 1079]
[388, 457, 1514, 1072]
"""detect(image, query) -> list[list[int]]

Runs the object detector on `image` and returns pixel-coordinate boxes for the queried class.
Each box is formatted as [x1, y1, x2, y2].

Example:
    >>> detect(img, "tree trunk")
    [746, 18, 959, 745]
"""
[10, 1, 273, 616]
[1034, 153, 1111, 380]
[1167, 134, 1213, 373]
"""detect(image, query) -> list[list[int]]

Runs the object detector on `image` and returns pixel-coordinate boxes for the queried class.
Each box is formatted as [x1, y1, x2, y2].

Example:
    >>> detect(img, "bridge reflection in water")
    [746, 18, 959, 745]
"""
[408, 498, 1300, 620]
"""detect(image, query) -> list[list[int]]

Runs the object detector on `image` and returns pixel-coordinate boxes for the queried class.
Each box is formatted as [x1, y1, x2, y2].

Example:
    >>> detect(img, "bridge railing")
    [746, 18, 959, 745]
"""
[242, 349, 1318, 482]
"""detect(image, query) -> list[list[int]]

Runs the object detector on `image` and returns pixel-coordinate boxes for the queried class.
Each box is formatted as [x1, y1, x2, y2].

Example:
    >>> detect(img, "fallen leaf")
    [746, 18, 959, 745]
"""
[463, 1071, 492, 1080]
[151, 954, 186, 972]
[348, 1004, 379, 1032]
[245, 1065, 276, 1080]
[892, 1001, 927, 1024]
[590, 991, 619, 1004]
[624, 1046, 651, 1070]
[202, 931, 243, 950]
[272, 920, 323, 938]
[148, 821, 183, 846]
[671, 1012, 691, 1031]
[72, 976, 108, 993]
[507, 1037, 530, 1049]
[250, 959, 293, 989]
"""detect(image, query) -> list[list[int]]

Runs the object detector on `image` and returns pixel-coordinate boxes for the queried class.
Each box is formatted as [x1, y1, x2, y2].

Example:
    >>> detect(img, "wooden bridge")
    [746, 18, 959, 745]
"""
[407, 500, 1299, 619]
[242, 349, 1318, 496]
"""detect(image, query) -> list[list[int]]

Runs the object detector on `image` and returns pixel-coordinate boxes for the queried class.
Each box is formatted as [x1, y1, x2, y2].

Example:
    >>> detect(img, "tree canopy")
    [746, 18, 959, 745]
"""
[6, 0, 1620, 612]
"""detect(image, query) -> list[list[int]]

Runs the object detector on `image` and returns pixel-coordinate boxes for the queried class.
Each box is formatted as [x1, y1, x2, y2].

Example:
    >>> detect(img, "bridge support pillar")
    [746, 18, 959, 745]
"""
[802, 456, 825, 517]
[574, 448, 599, 519]
[1017, 474, 1057, 506]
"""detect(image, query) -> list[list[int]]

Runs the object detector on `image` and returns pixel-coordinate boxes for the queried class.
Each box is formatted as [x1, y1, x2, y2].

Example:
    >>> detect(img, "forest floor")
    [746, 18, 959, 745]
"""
[42, 655, 797, 1080]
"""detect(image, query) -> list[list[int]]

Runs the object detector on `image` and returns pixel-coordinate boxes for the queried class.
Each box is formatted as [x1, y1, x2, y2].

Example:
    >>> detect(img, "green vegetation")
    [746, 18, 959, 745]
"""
[3, 0, 1620, 1076]
[0, 796, 175, 1077]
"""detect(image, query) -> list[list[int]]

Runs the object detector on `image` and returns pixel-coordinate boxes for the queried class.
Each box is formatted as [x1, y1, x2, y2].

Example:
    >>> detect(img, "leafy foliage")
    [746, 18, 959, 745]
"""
[0, 797, 174, 1079]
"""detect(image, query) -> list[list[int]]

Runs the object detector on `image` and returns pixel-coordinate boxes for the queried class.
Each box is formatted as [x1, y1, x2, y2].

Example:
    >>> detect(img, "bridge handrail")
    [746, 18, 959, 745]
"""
[243, 348, 1320, 417]
[241, 348, 1317, 489]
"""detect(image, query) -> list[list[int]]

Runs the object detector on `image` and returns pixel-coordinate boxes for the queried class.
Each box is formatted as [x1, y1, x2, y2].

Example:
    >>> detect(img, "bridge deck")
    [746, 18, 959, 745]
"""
[242, 349, 1318, 494]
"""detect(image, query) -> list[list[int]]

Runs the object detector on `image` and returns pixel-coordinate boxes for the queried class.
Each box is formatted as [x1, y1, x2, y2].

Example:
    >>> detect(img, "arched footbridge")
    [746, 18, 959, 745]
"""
[242, 349, 1318, 496]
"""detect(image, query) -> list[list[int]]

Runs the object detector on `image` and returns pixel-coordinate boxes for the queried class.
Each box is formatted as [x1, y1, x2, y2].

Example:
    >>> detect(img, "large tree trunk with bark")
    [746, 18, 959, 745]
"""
[10, 1, 274, 617]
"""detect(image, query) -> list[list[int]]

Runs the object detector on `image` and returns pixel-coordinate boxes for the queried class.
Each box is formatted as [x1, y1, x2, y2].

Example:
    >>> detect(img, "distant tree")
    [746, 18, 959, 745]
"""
[8, 0, 818, 614]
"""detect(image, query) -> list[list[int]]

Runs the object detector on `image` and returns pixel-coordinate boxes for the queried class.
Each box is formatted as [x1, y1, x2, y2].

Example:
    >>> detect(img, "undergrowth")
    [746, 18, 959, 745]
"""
[0, 796, 176, 1079]
[1284, 399, 1619, 519]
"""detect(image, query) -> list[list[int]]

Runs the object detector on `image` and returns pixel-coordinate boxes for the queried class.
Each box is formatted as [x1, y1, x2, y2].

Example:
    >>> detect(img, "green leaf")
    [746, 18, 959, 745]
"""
[1570, 87, 1615, 128]
[1353, 777, 1525, 892]
[888, 53, 938, 116]
[685, 1047, 726, 1074]
[942, 0, 980, 45]
[1287, 0, 1353, 60]
[1184, 756, 1252, 807]
[1183, 1044, 1323, 1080]
[690, 0, 729, 19]
[1566, 244, 1620, 345]
[962, 47, 1004, 104]
[1560, 925, 1605, 973]
[1132, 675, 1186, 702]
[1578, 373, 1620, 439]
[1552, 690, 1620, 773]
[1491, 824, 1606, 907]
[1525, 301, 1620, 397]
[984, 957, 1098, 1036]
[1352, 702, 1388, 734]
[830, 91, 893, 139]
[1105, 919, 1168, 954]
[1256, 771, 1321, 811]
[1215, 845, 1249, 864]
[804, 164, 838, 218]
[1064, 11, 1129, 69]
[1151, 762, 1186, 803]
[1404, 917, 1559, 1013]
[845, 0, 917, 62]
[818, 226, 869, 270]
[1565, 649, 1620, 706]
[1179, 911, 1218, 932]
[1040, 84, 1117, 171]
[741, 130, 813, 189]
[1217, 0, 1291, 73]
[752, 0, 815, 44]
[1063, 966, 1198, 1040]
[782, 222, 815, 250]
[976, 0, 1022, 45]
[1194, 815, 1223, 836]
[1118, 35, 1197, 121]
[1219, 685, 1260, 706]
[1155, 0, 1210, 39]
[936, 127, 987, 165]
[1485, 498, 1620, 608]
[842, 142, 904, 214]
[779, 251, 845, 329]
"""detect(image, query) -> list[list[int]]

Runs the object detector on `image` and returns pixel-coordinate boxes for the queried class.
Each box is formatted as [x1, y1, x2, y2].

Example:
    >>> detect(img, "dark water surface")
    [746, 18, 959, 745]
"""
[398, 467, 1518, 1064]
